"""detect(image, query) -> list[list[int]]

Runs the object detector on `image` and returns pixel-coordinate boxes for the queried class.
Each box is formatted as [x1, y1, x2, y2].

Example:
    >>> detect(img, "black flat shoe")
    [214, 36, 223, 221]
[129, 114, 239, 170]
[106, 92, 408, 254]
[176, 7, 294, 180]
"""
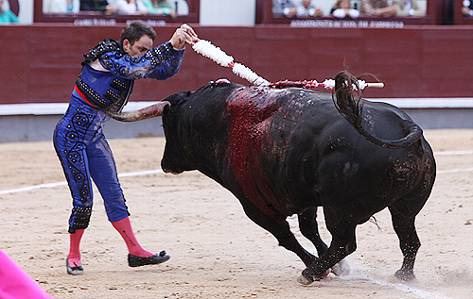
[128, 250, 170, 267]
[66, 258, 84, 275]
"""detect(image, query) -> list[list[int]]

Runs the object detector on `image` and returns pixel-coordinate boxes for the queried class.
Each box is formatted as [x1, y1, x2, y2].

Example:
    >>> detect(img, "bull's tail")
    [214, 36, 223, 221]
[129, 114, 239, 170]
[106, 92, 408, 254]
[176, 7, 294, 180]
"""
[332, 71, 422, 149]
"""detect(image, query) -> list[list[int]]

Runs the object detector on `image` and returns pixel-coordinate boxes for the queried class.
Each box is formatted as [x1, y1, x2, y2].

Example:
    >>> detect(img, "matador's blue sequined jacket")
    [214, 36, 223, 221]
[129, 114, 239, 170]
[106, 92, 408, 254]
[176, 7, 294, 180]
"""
[75, 39, 184, 112]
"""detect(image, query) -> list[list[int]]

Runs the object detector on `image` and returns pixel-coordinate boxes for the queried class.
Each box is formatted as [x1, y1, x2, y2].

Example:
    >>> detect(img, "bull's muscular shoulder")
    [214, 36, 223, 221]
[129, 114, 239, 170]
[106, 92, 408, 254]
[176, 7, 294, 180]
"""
[225, 86, 340, 150]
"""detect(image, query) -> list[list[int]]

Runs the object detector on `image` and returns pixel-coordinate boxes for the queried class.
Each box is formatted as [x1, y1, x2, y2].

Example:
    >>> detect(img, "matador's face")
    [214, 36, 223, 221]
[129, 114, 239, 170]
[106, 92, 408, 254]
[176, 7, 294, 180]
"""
[123, 35, 154, 58]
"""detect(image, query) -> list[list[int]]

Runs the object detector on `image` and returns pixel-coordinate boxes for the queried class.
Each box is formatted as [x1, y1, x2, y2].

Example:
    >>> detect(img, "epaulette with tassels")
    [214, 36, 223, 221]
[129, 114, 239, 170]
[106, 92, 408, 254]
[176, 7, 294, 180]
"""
[81, 39, 122, 66]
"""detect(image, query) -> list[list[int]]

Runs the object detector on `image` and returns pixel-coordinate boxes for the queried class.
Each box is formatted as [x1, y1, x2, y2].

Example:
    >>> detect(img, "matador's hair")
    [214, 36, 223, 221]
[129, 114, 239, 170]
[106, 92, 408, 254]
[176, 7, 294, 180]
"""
[120, 21, 157, 47]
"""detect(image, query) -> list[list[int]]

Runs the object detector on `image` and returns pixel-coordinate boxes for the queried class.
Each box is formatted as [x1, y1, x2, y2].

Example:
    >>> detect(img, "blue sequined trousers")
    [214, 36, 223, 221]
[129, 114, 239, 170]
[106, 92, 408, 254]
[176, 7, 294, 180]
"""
[54, 95, 129, 233]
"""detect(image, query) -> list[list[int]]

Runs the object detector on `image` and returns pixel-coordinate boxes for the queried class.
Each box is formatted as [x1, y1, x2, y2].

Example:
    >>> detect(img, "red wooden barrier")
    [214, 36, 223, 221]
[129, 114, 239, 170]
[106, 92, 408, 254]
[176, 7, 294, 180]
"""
[0, 25, 472, 104]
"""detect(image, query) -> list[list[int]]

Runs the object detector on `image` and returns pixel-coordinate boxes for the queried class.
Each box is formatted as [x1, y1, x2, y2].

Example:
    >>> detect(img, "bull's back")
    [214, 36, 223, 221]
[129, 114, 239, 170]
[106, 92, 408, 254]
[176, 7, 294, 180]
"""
[222, 86, 431, 214]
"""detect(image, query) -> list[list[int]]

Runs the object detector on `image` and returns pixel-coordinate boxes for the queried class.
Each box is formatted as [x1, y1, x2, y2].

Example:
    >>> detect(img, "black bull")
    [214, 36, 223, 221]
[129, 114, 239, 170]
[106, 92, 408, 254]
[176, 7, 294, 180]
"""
[114, 74, 436, 284]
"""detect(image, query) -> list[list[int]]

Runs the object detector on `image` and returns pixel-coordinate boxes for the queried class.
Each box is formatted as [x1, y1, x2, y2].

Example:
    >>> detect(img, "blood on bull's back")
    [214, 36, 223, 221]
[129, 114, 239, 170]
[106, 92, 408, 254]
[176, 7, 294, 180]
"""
[225, 84, 432, 218]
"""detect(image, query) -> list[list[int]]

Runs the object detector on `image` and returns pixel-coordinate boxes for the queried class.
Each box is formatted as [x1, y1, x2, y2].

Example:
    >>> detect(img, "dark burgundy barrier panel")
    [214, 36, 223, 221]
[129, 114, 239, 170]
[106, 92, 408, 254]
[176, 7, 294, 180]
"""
[0, 24, 472, 104]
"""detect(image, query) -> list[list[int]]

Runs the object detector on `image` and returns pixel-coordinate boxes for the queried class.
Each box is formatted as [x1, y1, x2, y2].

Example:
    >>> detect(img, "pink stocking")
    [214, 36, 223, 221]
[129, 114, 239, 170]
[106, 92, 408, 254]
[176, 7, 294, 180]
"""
[67, 229, 84, 267]
[112, 217, 154, 257]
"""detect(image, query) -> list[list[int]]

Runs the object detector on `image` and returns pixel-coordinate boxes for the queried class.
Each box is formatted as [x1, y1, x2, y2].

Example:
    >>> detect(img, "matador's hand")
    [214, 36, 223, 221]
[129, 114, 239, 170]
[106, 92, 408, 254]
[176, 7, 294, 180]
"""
[170, 24, 199, 50]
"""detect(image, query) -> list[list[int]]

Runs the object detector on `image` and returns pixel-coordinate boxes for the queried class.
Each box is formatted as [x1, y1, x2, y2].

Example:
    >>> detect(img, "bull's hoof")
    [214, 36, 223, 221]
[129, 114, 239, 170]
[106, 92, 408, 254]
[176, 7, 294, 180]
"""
[331, 259, 350, 276]
[298, 269, 316, 286]
[394, 269, 416, 281]
[297, 274, 314, 286]
[297, 268, 329, 286]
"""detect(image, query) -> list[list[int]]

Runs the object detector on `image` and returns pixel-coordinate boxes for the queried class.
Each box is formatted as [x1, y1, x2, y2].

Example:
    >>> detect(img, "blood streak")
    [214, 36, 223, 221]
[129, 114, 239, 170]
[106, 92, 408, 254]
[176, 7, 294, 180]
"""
[227, 88, 287, 217]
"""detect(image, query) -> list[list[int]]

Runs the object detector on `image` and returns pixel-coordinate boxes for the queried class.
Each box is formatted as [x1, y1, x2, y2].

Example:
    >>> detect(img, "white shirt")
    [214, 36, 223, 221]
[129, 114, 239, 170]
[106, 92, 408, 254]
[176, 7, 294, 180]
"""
[115, 0, 148, 14]
[43, 0, 80, 14]
[332, 8, 360, 18]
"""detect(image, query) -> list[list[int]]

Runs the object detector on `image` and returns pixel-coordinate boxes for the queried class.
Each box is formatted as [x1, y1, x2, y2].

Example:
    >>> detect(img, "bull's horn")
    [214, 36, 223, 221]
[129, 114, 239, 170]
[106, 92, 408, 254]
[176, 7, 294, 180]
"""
[108, 101, 170, 122]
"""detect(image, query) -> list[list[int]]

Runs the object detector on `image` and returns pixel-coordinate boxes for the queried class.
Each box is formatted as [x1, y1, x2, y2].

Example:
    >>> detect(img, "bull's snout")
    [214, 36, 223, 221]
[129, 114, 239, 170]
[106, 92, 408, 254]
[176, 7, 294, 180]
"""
[161, 160, 184, 175]
[162, 168, 184, 175]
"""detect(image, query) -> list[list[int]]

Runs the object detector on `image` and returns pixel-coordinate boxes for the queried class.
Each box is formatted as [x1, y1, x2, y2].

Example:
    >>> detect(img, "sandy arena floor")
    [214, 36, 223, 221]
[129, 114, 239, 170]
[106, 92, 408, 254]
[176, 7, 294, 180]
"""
[0, 129, 472, 299]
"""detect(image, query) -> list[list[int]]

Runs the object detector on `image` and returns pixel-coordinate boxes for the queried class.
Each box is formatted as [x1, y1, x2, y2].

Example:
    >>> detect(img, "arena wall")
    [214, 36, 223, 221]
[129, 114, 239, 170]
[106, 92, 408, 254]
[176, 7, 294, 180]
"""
[1, 24, 472, 105]
[0, 24, 472, 141]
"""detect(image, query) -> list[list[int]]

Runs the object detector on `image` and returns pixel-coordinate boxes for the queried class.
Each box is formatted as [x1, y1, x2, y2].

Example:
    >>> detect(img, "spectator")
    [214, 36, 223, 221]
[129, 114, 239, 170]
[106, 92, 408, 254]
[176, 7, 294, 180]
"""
[330, 0, 360, 18]
[360, 0, 398, 17]
[143, 0, 174, 16]
[396, 0, 424, 16]
[463, 0, 473, 17]
[0, 0, 18, 24]
[114, 0, 148, 14]
[80, 0, 110, 12]
[285, 0, 323, 18]
[44, 0, 80, 14]
[173, 0, 189, 15]
[273, 0, 295, 16]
